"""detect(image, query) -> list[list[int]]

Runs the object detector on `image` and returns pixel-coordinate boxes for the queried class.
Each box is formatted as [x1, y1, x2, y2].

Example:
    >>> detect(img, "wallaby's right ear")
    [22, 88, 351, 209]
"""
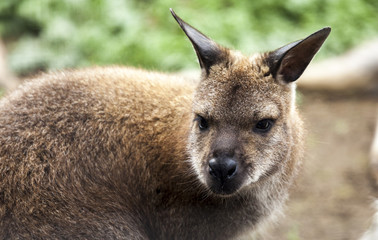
[267, 27, 331, 83]
[170, 9, 228, 74]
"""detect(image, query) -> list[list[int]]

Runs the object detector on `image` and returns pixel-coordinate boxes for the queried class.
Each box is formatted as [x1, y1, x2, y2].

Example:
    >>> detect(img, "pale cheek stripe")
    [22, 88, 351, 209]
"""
[290, 83, 297, 116]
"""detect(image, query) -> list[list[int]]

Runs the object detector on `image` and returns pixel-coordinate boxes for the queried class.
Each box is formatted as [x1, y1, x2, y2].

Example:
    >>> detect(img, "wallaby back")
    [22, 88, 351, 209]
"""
[0, 10, 330, 239]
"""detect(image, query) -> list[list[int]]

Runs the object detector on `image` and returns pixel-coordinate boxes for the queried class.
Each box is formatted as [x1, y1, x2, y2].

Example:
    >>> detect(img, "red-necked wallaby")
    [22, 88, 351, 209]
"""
[0, 10, 330, 239]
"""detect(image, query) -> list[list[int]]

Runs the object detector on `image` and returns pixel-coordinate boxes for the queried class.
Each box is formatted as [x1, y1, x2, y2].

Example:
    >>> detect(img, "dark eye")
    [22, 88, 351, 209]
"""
[254, 119, 274, 133]
[195, 115, 209, 131]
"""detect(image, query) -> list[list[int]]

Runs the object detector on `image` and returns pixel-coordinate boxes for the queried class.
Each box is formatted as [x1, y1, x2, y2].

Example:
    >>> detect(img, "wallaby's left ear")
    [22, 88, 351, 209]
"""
[267, 27, 331, 83]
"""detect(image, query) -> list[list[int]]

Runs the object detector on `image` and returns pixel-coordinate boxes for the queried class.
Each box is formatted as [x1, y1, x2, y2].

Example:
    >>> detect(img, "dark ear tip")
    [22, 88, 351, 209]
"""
[169, 8, 176, 17]
[315, 27, 331, 39]
[170, 8, 180, 23]
[170, 8, 185, 28]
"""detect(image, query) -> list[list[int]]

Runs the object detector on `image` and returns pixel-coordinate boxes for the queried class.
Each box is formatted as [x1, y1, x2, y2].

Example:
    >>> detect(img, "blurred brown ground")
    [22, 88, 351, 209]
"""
[268, 90, 377, 240]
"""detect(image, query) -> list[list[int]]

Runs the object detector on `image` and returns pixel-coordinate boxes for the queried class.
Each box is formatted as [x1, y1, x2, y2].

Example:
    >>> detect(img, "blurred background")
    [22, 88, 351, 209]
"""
[0, 0, 377, 76]
[0, 0, 378, 239]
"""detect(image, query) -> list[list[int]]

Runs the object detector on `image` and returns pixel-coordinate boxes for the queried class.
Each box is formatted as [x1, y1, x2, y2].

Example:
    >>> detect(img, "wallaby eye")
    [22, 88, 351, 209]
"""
[254, 119, 274, 133]
[195, 115, 209, 131]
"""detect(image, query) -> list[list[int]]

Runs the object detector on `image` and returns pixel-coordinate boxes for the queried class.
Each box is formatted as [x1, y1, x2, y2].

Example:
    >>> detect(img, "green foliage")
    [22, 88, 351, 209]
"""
[1, 0, 377, 75]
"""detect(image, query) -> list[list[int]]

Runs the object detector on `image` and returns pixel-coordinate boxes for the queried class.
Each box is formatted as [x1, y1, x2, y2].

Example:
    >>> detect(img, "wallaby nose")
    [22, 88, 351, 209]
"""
[208, 158, 237, 182]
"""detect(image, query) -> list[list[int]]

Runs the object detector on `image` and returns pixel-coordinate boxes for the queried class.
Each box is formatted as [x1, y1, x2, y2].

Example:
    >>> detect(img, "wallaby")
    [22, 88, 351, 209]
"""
[0, 10, 330, 239]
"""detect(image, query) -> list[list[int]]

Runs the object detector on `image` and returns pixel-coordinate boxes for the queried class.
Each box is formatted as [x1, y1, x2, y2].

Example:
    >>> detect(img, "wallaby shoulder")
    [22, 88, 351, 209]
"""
[0, 66, 194, 239]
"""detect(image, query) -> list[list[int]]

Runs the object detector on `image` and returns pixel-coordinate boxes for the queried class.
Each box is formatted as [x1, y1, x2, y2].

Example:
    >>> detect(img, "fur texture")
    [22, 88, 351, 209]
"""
[0, 11, 330, 239]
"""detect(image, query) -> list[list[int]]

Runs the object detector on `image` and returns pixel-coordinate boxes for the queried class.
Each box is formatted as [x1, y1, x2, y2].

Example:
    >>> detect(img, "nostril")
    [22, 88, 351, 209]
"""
[226, 159, 237, 178]
[208, 159, 219, 178]
[208, 158, 238, 180]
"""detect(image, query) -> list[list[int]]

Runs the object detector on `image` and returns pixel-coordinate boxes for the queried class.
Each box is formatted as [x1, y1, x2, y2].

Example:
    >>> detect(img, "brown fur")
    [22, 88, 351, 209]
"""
[0, 11, 329, 239]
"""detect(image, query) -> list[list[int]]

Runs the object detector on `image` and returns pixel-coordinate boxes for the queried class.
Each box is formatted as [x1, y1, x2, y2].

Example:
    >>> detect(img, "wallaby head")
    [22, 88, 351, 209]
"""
[171, 9, 330, 196]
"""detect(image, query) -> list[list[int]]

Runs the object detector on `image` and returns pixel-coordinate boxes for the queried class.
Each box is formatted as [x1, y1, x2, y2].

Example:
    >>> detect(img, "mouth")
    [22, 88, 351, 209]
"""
[207, 179, 242, 195]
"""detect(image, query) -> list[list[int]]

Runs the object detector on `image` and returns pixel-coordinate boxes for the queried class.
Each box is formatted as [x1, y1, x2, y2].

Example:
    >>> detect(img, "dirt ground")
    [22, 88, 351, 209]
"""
[268, 90, 378, 240]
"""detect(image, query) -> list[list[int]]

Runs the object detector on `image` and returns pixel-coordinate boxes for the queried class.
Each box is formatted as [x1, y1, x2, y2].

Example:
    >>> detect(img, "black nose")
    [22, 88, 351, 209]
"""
[208, 158, 237, 182]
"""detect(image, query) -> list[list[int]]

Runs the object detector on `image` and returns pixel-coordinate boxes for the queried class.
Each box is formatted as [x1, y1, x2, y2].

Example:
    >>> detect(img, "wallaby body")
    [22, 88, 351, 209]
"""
[0, 10, 330, 239]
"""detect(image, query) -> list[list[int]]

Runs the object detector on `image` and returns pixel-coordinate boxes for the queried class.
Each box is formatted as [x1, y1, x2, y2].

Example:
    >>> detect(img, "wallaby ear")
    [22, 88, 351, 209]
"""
[267, 27, 331, 83]
[170, 9, 228, 74]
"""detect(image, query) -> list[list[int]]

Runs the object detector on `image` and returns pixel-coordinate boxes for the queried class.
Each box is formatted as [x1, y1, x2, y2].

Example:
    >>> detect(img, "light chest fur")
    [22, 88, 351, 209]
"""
[0, 10, 330, 239]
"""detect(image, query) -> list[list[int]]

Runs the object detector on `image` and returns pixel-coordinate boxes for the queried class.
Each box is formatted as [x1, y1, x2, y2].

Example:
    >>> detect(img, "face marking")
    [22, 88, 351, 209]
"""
[290, 83, 297, 116]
